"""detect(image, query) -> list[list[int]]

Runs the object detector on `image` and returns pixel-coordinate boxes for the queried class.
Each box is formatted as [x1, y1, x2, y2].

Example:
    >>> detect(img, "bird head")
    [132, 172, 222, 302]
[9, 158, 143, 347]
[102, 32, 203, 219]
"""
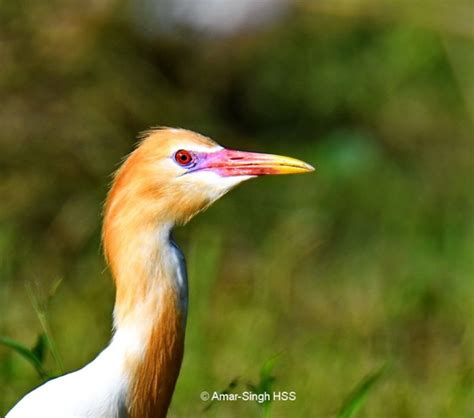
[106, 128, 314, 227]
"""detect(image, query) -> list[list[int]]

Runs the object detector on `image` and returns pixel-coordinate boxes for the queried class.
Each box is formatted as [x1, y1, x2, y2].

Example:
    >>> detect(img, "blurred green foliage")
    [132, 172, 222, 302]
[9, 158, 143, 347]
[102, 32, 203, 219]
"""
[0, 0, 473, 416]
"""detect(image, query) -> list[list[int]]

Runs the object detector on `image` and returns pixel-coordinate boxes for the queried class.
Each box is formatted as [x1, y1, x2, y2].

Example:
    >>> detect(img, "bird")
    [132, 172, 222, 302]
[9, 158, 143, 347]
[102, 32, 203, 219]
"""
[7, 127, 314, 418]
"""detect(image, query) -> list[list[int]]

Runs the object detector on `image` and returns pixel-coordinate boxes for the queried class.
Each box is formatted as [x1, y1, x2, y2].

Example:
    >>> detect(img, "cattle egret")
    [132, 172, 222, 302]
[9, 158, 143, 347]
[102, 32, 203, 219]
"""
[7, 128, 314, 418]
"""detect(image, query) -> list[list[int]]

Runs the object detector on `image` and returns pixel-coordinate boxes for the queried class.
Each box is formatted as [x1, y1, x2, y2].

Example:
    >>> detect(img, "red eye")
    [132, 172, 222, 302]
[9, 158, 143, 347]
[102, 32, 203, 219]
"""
[174, 149, 194, 166]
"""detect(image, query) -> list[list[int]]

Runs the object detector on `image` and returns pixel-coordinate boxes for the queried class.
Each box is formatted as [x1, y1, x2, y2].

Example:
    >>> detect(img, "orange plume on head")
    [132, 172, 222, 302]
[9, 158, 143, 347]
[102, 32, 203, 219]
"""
[102, 128, 219, 306]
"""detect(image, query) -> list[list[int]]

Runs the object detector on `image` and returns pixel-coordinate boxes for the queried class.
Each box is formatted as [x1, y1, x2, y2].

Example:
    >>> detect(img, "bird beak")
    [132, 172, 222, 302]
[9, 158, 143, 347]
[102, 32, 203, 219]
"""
[197, 149, 315, 177]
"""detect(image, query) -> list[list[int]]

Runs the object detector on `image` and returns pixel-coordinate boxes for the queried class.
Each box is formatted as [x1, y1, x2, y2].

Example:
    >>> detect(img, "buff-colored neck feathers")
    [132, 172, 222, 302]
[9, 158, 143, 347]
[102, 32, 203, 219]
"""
[102, 128, 215, 417]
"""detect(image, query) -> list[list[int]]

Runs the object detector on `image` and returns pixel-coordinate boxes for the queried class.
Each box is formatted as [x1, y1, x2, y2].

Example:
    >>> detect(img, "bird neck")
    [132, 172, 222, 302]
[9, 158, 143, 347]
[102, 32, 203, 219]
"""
[103, 180, 187, 418]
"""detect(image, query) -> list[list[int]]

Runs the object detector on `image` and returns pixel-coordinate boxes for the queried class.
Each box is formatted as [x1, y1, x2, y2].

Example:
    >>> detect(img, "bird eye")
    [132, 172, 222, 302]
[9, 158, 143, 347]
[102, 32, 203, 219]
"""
[174, 149, 195, 166]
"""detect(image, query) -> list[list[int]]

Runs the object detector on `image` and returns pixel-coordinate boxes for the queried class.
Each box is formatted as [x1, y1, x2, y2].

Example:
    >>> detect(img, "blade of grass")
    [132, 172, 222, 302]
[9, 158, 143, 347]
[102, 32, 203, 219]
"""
[337, 366, 386, 418]
[26, 281, 64, 373]
[246, 354, 280, 418]
[0, 336, 49, 380]
[31, 333, 48, 365]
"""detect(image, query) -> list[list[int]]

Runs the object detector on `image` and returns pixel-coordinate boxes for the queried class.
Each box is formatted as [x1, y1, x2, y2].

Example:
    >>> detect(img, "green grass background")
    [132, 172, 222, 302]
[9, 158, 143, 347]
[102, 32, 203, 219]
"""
[0, 0, 473, 416]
